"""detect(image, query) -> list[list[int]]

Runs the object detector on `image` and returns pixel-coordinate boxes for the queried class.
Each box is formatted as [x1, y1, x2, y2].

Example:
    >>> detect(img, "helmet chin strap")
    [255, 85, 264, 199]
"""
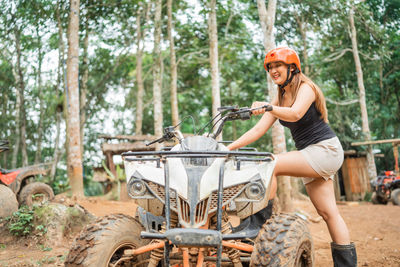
[278, 65, 300, 91]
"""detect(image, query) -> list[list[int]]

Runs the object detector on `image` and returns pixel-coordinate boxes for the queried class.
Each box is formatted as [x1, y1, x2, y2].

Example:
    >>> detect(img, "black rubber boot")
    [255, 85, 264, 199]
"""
[331, 242, 357, 267]
[231, 199, 274, 239]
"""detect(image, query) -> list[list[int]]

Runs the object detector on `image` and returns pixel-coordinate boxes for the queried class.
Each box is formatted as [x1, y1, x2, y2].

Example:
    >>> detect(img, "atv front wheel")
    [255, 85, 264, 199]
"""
[0, 184, 18, 217]
[250, 213, 314, 267]
[18, 182, 54, 206]
[371, 192, 388, 205]
[391, 188, 400, 206]
[65, 214, 150, 267]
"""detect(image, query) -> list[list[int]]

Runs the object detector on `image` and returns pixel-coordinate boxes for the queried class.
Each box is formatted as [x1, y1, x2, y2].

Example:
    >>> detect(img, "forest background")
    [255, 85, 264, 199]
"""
[0, 0, 399, 197]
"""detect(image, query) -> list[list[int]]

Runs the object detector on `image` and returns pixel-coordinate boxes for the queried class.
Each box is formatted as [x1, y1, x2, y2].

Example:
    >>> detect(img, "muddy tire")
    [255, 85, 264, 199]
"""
[0, 184, 18, 218]
[65, 213, 150, 267]
[250, 213, 314, 267]
[391, 188, 400, 206]
[18, 182, 54, 206]
[371, 192, 388, 205]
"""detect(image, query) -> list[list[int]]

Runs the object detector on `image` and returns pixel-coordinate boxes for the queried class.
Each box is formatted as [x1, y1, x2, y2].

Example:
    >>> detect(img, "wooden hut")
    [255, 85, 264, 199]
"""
[93, 134, 179, 182]
[333, 150, 371, 201]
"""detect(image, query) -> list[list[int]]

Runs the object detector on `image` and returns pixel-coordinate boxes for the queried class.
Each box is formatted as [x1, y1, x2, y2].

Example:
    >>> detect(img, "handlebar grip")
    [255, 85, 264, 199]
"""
[263, 105, 273, 111]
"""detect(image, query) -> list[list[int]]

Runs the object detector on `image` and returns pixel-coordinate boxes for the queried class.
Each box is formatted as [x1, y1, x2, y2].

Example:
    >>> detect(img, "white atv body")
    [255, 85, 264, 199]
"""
[124, 136, 275, 229]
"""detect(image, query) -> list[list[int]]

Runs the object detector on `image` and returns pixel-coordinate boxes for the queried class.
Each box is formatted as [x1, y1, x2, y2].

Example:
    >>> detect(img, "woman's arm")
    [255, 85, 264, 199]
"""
[227, 97, 279, 151]
[251, 83, 316, 122]
[269, 83, 316, 122]
[227, 113, 277, 151]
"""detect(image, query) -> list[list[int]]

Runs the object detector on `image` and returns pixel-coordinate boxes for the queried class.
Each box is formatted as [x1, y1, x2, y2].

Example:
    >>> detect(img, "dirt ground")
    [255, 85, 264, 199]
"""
[0, 197, 399, 267]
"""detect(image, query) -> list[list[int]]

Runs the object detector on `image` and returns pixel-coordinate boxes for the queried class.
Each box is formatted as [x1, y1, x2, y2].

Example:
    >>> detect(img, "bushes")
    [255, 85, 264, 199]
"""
[4, 205, 47, 236]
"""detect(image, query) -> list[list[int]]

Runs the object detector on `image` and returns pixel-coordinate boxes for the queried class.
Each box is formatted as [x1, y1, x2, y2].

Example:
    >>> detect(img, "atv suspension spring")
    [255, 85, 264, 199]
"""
[170, 211, 179, 226]
[219, 212, 243, 267]
[148, 213, 179, 267]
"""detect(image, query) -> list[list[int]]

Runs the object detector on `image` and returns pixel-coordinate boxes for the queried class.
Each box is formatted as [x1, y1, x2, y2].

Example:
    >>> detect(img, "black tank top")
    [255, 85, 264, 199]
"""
[279, 102, 336, 150]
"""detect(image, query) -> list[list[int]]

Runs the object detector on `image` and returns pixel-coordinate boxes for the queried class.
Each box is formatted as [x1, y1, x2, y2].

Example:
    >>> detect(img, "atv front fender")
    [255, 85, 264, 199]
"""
[8, 163, 52, 194]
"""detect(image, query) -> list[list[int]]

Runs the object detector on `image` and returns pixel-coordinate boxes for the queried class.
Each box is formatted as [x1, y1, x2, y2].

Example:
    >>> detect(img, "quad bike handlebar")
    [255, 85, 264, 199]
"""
[211, 105, 272, 139]
[146, 105, 272, 146]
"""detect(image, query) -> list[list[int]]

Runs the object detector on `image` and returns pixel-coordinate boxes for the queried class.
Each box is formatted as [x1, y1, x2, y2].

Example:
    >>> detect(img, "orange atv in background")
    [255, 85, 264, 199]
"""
[370, 170, 400, 206]
[0, 140, 54, 206]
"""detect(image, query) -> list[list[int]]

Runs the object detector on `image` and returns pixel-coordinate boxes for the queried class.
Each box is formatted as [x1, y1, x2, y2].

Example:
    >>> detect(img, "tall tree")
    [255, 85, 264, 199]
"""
[80, 8, 89, 156]
[135, 2, 151, 135]
[66, 0, 84, 197]
[13, 28, 28, 167]
[50, 1, 66, 181]
[153, 0, 163, 143]
[257, 0, 293, 212]
[167, 0, 179, 127]
[208, 0, 222, 138]
[348, 4, 377, 180]
[34, 27, 45, 164]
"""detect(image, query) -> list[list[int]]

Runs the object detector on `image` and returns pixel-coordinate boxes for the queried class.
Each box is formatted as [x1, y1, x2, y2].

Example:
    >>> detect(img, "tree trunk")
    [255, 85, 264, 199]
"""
[349, 5, 377, 180]
[35, 32, 44, 164]
[66, 0, 84, 197]
[51, 2, 66, 181]
[295, 15, 310, 76]
[208, 0, 222, 139]
[257, 0, 293, 212]
[14, 28, 28, 167]
[167, 0, 179, 128]
[153, 0, 163, 146]
[293, 13, 309, 197]
[11, 66, 21, 169]
[1, 93, 8, 168]
[80, 14, 89, 157]
[135, 3, 145, 135]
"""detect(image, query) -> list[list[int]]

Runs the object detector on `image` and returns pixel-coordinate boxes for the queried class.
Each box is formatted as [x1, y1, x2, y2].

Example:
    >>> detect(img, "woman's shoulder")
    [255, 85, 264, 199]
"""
[297, 81, 316, 100]
[299, 81, 314, 92]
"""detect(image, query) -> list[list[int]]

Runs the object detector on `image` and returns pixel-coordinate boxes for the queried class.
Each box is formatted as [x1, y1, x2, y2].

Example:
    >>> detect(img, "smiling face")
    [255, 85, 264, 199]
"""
[267, 61, 293, 85]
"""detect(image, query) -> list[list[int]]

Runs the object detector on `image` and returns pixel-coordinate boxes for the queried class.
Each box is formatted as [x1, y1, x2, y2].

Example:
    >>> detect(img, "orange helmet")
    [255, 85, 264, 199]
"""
[264, 47, 301, 72]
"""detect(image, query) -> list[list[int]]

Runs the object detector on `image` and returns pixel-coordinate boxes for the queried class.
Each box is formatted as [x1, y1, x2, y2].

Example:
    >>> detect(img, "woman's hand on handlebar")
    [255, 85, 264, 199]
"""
[251, 101, 271, 116]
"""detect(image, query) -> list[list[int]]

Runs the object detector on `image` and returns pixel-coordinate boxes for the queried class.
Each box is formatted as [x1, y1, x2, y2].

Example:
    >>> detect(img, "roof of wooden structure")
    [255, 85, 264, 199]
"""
[102, 141, 155, 154]
[99, 134, 190, 155]
[351, 138, 400, 146]
[351, 138, 399, 174]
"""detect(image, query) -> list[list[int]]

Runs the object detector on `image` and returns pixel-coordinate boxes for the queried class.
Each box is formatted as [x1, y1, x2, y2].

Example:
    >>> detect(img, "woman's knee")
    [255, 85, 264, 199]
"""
[315, 206, 340, 222]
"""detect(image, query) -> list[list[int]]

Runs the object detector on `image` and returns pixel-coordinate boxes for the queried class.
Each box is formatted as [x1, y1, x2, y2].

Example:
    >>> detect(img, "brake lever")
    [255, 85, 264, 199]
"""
[145, 137, 166, 146]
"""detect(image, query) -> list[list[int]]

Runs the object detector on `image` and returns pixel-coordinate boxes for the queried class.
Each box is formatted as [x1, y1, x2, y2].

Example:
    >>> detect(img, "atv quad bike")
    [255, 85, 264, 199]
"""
[0, 140, 54, 207]
[370, 170, 400, 205]
[65, 106, 314, 267]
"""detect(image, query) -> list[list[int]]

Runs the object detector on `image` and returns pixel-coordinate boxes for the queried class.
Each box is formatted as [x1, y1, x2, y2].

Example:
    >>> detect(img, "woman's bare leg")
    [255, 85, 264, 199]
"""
[305, 179, 350, 244]
[269, 151, 350, 244]
[268, 150, 319, 199]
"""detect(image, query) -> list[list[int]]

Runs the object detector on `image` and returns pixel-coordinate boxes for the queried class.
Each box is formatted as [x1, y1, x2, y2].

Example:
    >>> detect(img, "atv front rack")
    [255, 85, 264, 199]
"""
[122, 150, 274, 267]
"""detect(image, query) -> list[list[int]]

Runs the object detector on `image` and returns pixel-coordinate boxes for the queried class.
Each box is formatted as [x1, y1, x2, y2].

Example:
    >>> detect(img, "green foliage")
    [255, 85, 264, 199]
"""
[83, 175, 104, 197]
[364, 191, 372, 202]
[5, 205, 49, 237]
[38, 244, 52, 252]
[6, 206, 35, 236]
[0, 0, 398, 188]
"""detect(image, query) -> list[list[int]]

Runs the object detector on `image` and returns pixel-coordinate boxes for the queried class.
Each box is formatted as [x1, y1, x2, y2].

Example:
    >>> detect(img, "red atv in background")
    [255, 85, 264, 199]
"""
[370, 170, 400, 206]
[0, 140, 54, 206]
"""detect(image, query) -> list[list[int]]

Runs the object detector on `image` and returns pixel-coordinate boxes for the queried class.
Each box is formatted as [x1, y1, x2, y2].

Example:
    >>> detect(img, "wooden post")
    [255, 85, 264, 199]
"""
[106, 152, 116, 178]
[394, 143, 399, 175]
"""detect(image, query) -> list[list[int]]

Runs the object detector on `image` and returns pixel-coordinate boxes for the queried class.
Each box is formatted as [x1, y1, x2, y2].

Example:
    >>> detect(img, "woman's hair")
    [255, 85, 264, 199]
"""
[277, 67, 328, 122]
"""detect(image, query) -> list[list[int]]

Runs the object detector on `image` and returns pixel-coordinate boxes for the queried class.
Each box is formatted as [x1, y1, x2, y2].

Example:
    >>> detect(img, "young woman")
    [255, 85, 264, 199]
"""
[227, 47, 357, 267]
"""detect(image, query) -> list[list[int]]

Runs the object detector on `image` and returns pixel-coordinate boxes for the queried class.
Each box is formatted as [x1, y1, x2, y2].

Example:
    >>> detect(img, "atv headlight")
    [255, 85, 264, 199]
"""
[128, 178, 147, 197]
[245, 182, 265, 200]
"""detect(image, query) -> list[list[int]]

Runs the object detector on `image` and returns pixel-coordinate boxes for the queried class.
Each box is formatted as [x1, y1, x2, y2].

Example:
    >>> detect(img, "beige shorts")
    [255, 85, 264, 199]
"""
[300, 137, 344, 185]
